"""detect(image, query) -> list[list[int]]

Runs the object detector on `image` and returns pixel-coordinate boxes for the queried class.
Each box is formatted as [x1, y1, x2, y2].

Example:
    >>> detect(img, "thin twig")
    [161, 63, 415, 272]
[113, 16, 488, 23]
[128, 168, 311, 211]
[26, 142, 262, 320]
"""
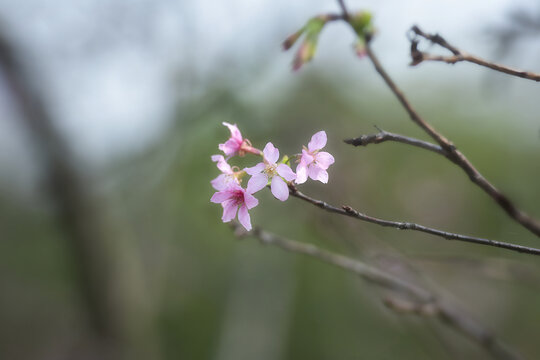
[336, 0, 350, 20]
[232, 222, 522, 360]
[410, 25, 540, 82]
[344, 128, 447, 157]
[239, 224, 432, 300]
[288, 184, 540, 256]
[363, 43, 455, 150]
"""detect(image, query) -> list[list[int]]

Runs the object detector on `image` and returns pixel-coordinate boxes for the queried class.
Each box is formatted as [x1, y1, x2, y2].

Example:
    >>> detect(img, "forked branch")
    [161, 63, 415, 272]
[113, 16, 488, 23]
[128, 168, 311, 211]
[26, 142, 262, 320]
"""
[324, 0, 540, 237]
[361, 41, 540, 237]
[409, 25, 540, 82]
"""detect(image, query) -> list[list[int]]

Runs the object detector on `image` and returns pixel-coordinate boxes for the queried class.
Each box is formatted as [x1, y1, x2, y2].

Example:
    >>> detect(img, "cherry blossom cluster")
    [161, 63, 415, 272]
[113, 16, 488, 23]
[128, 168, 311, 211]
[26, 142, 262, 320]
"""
[211, 122, 335, 231]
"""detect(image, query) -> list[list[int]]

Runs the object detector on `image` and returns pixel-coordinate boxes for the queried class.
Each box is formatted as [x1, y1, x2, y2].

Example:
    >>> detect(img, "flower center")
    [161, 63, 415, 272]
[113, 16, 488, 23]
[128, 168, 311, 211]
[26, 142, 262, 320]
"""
[264, 163, 277, 177]
[232, 190, 244, 205]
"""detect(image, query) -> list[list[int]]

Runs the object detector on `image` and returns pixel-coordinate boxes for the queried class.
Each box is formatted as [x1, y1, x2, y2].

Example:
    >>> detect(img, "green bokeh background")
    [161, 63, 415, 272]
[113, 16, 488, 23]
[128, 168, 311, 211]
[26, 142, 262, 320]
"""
[1, 10, 540, 360]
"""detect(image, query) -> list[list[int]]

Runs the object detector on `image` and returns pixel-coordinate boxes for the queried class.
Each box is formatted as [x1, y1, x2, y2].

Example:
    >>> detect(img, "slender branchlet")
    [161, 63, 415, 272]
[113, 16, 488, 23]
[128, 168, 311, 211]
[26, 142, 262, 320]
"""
[409, 25, 540, 82]
[288, 184, 540, 257]
[231, 222, 523, 360]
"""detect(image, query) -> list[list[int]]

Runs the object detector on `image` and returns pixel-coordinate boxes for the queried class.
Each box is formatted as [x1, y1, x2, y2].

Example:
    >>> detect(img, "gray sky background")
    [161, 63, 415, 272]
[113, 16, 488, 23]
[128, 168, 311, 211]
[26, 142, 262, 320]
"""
[0, 0, 538, 188]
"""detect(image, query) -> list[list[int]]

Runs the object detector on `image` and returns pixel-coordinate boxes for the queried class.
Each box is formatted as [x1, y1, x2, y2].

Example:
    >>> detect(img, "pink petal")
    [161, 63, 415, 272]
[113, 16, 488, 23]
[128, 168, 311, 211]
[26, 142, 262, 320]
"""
[276, 164, 296, 181]
[295, 162, 308, 184]
[308, 131, 327, 152]
[219, 139, 241, 156]
[301, 149, 314, 164]
[214, 158, 232, 174]
[315, 151, 334, 170]
[237, 205, 252, 231]
[247, 173, 268, 194]
[271, 176, 289, 201]
[263, 142, 279, 164]
[227, 183, 243, 191]
[316, 170, 329, 184]
[222, 200, 238, 222]
[211, 154, 224, 162]
[243, 192, 259, 209]
[308, 165, 329, 183]
[223, 122, 243, 142]
[211, 190, 232, 203]
[211, 174, 227, 191]
[245, 162, 265, 176]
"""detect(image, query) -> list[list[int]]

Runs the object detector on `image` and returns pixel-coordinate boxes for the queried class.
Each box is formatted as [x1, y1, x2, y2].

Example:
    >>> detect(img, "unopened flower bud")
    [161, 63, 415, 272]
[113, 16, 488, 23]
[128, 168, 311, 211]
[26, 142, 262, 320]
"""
[292, 40, 317, 71]
[282, 28, 304, 51]
[354, 37, 367, 58]
[285, 16, 328, 71]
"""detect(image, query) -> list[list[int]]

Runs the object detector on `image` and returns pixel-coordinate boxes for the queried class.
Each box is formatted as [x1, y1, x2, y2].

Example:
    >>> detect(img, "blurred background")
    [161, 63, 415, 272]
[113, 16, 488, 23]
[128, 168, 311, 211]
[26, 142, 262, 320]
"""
[0, 0, 539, 359]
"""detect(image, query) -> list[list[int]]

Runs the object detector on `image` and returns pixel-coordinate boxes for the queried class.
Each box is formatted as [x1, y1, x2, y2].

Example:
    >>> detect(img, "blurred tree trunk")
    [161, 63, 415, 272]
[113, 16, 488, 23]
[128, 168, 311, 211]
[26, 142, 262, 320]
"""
[0, 26, 160, 360]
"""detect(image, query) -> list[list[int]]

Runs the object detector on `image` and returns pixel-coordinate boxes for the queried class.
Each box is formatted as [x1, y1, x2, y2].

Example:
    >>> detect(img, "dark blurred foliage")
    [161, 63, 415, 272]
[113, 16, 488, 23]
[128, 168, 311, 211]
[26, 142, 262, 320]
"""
[487, 4, 540, 60]
[1, 4, 540, 360]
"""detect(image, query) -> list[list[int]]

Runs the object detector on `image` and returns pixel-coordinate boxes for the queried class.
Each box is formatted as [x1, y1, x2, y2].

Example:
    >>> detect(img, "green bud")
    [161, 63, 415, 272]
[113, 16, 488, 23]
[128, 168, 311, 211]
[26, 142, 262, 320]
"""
[290, 16, 328, 71]
[304, 16, 327, 35]
[293, 40, 317, 71]
[350, 11, 375, 39]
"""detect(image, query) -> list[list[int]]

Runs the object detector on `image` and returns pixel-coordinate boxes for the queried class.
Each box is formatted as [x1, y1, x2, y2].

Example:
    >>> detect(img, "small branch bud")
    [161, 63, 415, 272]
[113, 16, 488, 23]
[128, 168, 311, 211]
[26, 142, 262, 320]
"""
[349, 11, 375, 39]
[282, 28, 305, 51]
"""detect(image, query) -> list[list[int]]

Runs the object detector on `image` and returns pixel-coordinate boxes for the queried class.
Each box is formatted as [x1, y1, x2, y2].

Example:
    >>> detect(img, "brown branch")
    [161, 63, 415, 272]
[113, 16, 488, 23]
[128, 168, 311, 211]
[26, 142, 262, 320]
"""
[362, 38, 540, 238]
[363, 43, 454, 150]
[288, 184, 540, 256]
[306, 1, 540, 238]
[344, 128, 447, 157]
[409, 25, 540, 82]
[237, 224, 432, 301]
[232, 222, 522, 360]
[336, 0, 350, 20]
[344, 129, 538, 239]
[320, 3, 540, 236]
[383, 297, 438, 316]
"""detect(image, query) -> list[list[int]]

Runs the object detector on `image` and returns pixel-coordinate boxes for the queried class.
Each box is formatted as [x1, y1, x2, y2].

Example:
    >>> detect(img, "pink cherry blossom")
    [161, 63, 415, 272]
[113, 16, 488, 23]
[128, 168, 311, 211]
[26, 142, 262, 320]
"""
[218, 122, 243, 156]
[245, 142, 296, 201]
[218, 122, 261, 157]
[210, 182, 259, 231]
[210, 155, 240, 190]
[295, 131, 335, 184]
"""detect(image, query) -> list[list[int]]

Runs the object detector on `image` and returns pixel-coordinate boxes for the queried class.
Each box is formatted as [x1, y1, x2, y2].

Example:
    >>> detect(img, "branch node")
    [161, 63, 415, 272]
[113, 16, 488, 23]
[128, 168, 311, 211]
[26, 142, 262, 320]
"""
[342, 205, 355, 214]
[383, 297, 439, 316]
[288, 182, 298, 194]
[409, 39, 424, 66]
[397, 222, 409, 230]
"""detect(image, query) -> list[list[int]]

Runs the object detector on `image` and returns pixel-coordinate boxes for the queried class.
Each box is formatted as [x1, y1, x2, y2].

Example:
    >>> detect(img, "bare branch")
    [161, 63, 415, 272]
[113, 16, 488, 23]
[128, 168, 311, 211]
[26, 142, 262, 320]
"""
[316, 1, 540, 238]
[409, 25, 540, 82]
[344, 128, 447, 157]
[232, 222, 522, 360]
[235, 223, 431, 300]
[362, 41, 540, 238]
[383, 297, 438, 315]
[287, 184, 540, 256]
[336, 0, 350, 20]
